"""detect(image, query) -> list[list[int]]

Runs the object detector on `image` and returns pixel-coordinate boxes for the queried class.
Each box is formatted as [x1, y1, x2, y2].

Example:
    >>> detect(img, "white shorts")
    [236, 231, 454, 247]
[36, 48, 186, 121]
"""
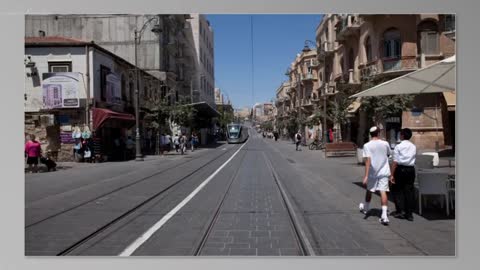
[367, 177, 390, 192]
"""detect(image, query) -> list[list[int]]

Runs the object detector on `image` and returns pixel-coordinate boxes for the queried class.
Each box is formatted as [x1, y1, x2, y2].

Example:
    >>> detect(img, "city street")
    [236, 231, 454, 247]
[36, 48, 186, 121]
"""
[25, 127, 454, 256]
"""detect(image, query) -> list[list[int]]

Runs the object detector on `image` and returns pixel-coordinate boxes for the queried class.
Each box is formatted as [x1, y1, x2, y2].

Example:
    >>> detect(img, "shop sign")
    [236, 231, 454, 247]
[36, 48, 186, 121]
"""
[42, 72, 80, 109]
[60, 131, 76, 144]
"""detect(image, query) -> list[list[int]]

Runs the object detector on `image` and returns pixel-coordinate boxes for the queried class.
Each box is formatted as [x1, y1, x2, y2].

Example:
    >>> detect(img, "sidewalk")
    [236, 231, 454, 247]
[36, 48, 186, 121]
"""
[262, 137, 455, 255]
[24, 147, 211, 174]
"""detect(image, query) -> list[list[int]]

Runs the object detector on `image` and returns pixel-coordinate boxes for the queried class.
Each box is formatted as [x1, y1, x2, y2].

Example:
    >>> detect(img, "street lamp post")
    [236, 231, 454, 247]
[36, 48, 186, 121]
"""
[133, 16, 163, 161]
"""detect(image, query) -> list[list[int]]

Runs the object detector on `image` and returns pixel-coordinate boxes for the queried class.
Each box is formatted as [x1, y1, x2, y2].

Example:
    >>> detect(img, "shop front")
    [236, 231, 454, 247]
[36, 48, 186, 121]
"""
[92, 108, 136, 161]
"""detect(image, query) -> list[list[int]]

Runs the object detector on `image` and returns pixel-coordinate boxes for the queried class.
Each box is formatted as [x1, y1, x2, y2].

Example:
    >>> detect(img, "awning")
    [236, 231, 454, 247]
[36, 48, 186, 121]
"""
[443, 92, 456, 111]
[92, 108, 135, 130]
[350, 56, 455, 98]
[191, 101, 221, 118]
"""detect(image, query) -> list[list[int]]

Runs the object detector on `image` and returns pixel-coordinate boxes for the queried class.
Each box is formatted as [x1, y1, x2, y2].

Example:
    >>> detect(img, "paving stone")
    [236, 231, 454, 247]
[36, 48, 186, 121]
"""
[229, 248, 257, 256]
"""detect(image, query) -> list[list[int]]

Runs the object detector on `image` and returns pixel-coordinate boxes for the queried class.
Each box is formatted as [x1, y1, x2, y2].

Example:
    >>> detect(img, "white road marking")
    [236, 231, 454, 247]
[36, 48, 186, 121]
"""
[222, 148, 227, 150]
[118, 143, 247, 256]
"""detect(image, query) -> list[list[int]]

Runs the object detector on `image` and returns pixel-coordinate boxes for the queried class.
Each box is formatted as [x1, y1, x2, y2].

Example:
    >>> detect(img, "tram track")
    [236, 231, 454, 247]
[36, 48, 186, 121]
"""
[26, 145, 237, 229]
[192, 137, 315, 256]
[262, 151, 316, 256]
[25, 144, 241, 256]
[193, 149, 248, 256]
[54, 144, 241, 256]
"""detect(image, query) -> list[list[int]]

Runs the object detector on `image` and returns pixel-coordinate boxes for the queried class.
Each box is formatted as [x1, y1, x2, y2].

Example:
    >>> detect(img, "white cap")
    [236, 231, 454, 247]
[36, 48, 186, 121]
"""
[369, 126, 378, 133]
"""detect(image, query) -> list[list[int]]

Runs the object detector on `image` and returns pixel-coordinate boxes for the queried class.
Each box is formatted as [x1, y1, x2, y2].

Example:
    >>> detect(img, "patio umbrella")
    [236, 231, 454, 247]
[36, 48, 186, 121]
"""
[350, 55, 456, 152]
[350, 55, 455, 98]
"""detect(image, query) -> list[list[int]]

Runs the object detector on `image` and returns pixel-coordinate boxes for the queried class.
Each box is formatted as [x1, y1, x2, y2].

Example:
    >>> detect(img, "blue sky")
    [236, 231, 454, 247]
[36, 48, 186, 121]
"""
[207, 14, 323, 109]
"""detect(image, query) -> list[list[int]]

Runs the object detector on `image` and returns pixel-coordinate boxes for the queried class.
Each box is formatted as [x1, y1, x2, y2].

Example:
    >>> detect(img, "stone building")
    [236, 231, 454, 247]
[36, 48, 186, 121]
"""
[314, 14, 455, 149]
[25, 14, 219, 152]
[282, 46, 322, 140]
[24, 37, 163, 161]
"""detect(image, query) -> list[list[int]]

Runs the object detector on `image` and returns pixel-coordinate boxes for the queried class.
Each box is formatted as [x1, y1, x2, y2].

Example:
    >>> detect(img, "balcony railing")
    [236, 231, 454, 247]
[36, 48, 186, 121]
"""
[361, 57, 418, 80]
[336, 14, 362, 41]
[323, 81, 337, 95]
[301, 73, 316, 81]
[318, 41, 334, 57]
[306, 59, 319, 67]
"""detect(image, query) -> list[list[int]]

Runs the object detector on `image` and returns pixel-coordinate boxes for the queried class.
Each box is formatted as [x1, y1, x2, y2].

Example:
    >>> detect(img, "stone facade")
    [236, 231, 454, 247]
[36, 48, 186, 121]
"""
[311, 14, 455, 149]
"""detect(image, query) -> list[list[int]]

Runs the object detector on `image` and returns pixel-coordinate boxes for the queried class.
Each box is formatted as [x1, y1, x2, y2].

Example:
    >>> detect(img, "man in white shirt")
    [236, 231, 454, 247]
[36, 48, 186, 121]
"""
[359, 126, 392, 225]
[173, 134, 180, 152]
[294, 131, 302, 151]
[390, 128, 416, 221]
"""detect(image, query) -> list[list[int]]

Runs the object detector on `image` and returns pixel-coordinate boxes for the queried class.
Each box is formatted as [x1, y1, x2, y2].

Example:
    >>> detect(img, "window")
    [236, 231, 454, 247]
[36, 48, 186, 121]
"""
[445, 15, 455, 32]
[383, 28, 401, 58]
[100, 65, 111, 101]
[48, 61, 72, 72]
[365, 36, 373, 63]
[418, 20, 439, 55]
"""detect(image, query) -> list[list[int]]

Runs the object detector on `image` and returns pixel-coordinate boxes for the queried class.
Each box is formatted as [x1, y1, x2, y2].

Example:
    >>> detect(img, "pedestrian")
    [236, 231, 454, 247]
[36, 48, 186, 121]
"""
[25, 134, 42, 173]
[274, 131, 279, 141]
[191, 132, 198, 152]
[179, 134, 186, 155]
[390, 128, 417, 221]
[173, 134, 180, 153]
[359, 126, 392, 225]
[295, 130, 302, 151]
[73, 138, 83, 162]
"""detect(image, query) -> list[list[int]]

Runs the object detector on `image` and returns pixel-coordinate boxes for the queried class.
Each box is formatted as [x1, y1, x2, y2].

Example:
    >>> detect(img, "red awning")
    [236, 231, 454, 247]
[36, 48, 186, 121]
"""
[92, 108, 135, 130]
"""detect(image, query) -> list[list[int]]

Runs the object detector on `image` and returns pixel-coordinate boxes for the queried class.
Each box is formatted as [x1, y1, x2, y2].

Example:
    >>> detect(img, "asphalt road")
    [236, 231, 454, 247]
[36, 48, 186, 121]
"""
[24, 128, 454, 256]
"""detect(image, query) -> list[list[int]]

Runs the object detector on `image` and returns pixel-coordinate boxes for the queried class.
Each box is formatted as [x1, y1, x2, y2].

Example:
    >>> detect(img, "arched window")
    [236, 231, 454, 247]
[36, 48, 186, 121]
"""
[418, 20, 439, 55]
[365, 36, 372, 63]
[383, 28, 401, 58]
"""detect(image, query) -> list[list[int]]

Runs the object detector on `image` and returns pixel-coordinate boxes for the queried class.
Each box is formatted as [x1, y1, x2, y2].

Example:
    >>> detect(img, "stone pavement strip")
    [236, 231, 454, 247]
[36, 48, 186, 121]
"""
[263, 137, 455, 256]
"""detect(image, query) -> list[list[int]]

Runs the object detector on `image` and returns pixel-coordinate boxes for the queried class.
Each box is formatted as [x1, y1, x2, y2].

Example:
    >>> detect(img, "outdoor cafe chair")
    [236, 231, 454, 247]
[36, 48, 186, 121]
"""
[417, 171, 450, 217]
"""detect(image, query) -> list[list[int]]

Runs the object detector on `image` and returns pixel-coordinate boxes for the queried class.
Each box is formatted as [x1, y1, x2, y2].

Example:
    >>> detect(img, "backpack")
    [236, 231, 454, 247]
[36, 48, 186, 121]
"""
[296, 133, 301, 140]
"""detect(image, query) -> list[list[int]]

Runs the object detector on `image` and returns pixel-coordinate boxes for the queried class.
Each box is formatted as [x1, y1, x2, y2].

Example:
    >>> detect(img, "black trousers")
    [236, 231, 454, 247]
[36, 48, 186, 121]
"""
[392, 165, 416, 217]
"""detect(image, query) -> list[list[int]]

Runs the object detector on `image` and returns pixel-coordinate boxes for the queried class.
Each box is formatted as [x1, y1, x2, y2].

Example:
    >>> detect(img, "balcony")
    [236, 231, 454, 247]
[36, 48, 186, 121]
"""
[360, 57, 418, 80]
[360, 62, 379, 81]
[323, 81, 337, 96]
[336, 15, 362, 41]
[317, 41, 334, 57]
[338, 69, 361, 85]
[306, 59, 319, 67]
[301, 99, 313, 107]
[301, 73, 316, 82]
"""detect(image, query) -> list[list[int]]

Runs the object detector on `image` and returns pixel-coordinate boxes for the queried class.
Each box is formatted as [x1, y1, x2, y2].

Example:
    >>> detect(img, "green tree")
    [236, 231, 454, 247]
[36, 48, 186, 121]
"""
[358, 77, 415, 142]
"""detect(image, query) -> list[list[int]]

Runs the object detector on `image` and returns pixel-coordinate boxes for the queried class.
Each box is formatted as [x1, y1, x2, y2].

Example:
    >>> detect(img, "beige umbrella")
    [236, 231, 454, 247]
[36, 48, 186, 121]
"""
[350, 55, 455, 152]
[351, 55, 455, 98]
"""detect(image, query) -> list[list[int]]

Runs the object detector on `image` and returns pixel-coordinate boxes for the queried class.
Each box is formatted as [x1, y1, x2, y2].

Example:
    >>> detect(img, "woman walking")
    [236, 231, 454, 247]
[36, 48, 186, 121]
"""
[25, 134, 42, 173]
[191, 133, 198, 152]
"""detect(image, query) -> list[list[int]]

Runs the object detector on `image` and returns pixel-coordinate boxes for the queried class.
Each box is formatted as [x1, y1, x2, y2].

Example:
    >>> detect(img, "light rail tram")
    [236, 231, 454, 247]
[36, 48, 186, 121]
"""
[226, 123, 249, 144]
